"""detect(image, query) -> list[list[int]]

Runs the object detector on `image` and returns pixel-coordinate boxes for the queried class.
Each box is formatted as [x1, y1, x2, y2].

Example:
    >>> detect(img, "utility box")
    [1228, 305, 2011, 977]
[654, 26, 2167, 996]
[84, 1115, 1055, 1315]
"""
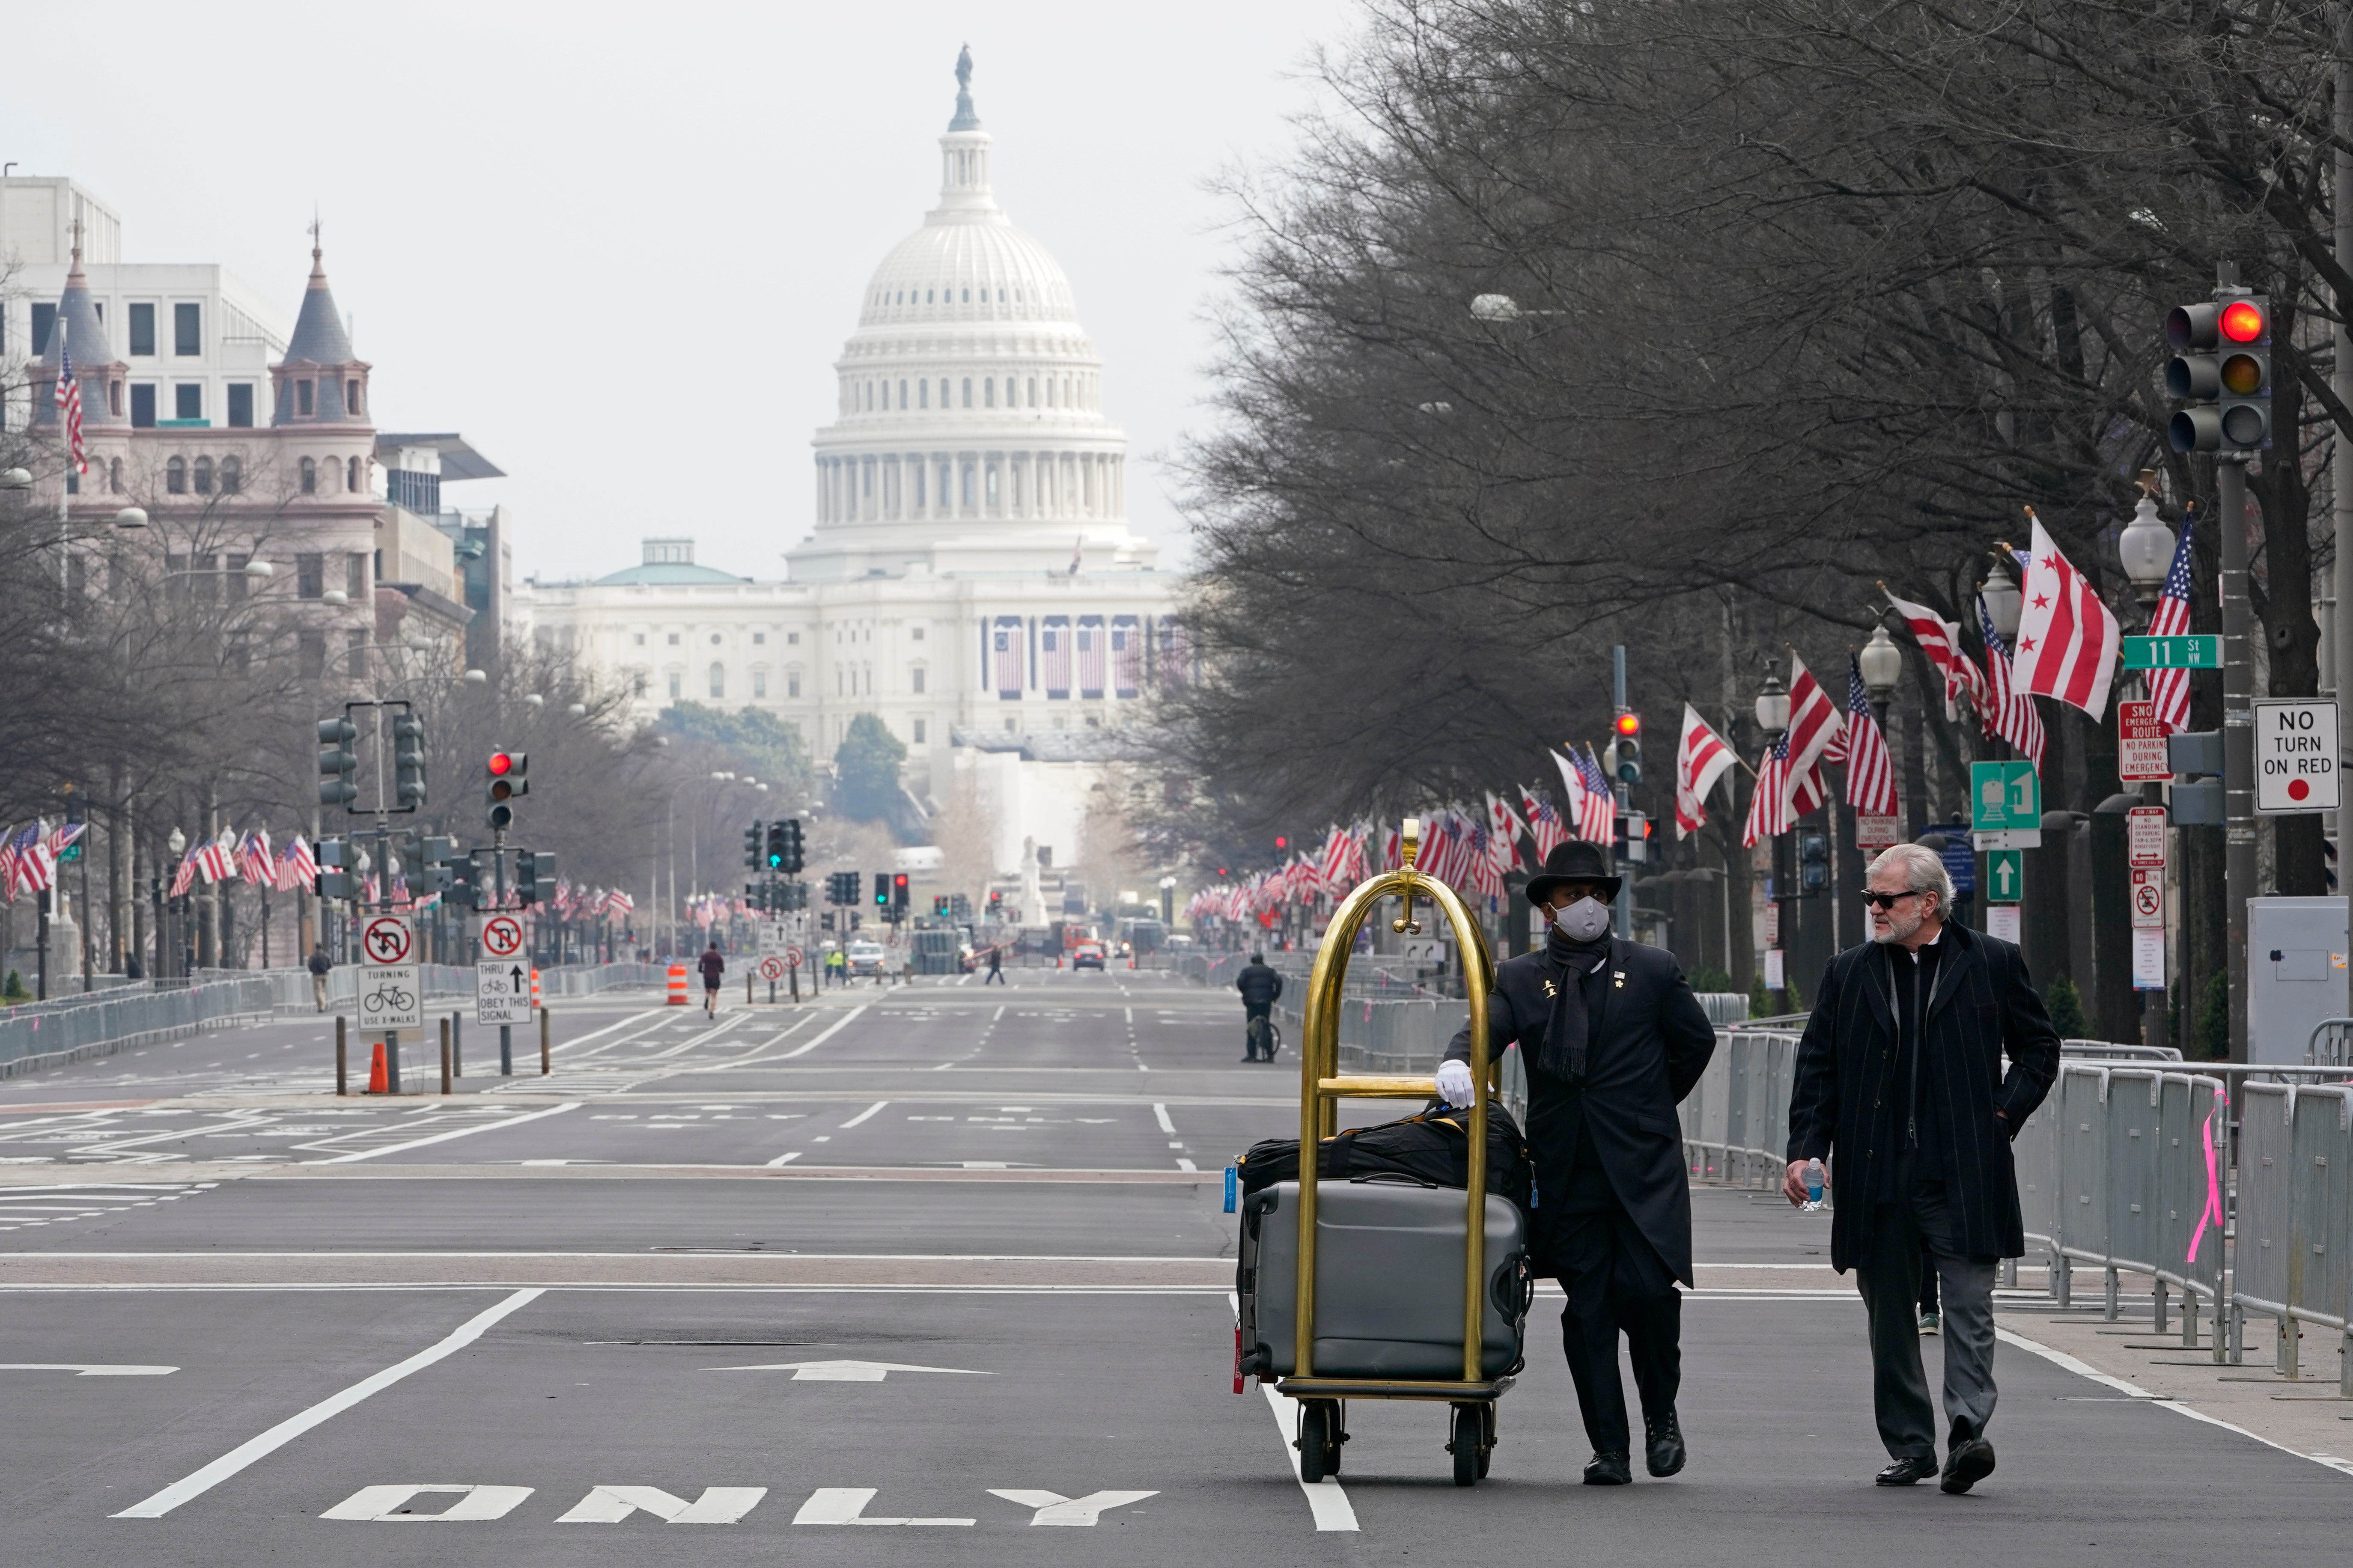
[2248, 896, 2350, 1064]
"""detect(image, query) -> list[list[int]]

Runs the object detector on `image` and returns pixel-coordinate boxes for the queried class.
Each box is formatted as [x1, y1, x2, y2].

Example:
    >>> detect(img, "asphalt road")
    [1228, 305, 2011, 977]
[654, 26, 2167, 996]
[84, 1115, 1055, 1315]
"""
[1, 967, 2344, 1563]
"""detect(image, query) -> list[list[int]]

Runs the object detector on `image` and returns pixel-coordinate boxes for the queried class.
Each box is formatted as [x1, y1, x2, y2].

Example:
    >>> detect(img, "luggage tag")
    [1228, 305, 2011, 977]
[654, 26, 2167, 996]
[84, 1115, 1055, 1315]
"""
[1223, 1163, 1238, 1214]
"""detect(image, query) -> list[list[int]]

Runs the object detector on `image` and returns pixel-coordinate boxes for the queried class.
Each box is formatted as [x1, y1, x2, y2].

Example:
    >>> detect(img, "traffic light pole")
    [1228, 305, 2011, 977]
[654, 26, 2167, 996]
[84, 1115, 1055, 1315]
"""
[1611, 645, 1633, 941]
[2218, 452, 2255, 1062]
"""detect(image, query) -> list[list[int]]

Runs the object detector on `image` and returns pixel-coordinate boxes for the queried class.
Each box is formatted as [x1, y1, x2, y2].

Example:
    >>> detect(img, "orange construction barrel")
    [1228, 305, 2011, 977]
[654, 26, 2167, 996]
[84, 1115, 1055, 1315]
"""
[667, 963, 689, 1005]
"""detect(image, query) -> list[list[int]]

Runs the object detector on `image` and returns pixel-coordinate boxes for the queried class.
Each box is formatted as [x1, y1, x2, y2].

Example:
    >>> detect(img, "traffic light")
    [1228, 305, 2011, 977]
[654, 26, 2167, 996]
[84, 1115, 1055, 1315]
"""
[2167, 295, 2272, 453]
[745, 821, 765, 870]
[781, 880, 807, 911]
[826, 871, 859, 906]
[392, 712, 426, 811]
[444, 851, 481, 910]
[989, 890, 1003, 916]
[315, 837, 354, 899]
[873, 872, 890, 907]
[1613, 711, 1642, 785]
[485, 750, 527, 829]
[893, 872, 910, 911]
[517, 849, 553, 905]
[934, 895, 950, 916]
[1797, 829, 1830, 896]
[317, 716, 358, 808]
[771, 818, 802, 874]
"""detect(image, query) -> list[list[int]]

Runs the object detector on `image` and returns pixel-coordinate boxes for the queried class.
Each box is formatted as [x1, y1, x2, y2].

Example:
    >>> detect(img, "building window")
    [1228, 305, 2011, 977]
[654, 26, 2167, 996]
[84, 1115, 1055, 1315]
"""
[347, 554, 366, 598]
[175, 384, 202, 421]
[787, 671, 801, 697]
[911, 625, 923, 641]
[219, 456, 240, 494]
[130, 385, 157, 428]
[167, 457, 187, 494]
[961, 462, 975, 508]
[985, 377, 996, 408]
[919, 380, 929, 409]
[914, 719, 927, 744]
[128, 303, 156, 356]
[711, 632, 722, 645]
[193, 457, 214, 494]
[298, 630, 326, 679]
[108, 458, 124, 494]
[911, 666, 926, 694]
[31, 303, 57, 357]
[752, 631, 765, 645]
[296, 553, 324, 598]
[897, 380, 907, 408]
[787, 631, 799, 645]
[299, 457, 317, 494]
[709, 663, 725, 699]
[227, 384, 253, 427]
[634, 632, 645, 646]
[297, 380, 314, 417]
[961, 377, 972, 408]
[110, 380, 124, 417]
[347, 379, 362, 416]
[174, 303, 201, 356]
[347, 456, 361, 491]
[753, 671, 767, 698]
[667, 672, 682, 698]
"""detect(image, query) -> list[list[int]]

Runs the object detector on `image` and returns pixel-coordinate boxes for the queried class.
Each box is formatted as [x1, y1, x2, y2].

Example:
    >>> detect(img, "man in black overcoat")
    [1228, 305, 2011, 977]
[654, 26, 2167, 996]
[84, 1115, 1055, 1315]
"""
[1784, 842, 2059, 1495]
[1439, 840, 1716, 1485]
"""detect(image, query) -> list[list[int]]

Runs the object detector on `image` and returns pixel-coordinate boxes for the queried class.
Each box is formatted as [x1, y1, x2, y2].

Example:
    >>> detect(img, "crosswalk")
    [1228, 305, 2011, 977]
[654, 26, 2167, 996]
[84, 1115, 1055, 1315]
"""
[0, 1181, 217, 1232]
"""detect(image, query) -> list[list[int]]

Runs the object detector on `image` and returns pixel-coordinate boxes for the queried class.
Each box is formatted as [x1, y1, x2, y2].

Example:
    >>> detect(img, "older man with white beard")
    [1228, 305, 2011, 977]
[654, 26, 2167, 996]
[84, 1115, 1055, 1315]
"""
[1784, 842, 2059, 1495]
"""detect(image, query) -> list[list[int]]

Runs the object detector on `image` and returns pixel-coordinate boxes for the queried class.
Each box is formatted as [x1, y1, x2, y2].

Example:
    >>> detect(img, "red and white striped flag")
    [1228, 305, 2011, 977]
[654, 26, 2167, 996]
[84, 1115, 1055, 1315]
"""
[2143, 515, 2197, 734]
[1484, 791, 1526, 875]
[1321, 824, 1355, 892]
[197, 833, 236, 884]
[56, 325, 87, 476]
[236, 830, 274, 887]
[1673, 704, 1737, 839]
[2011, 513, 2121, 722]
[169, 846, 203, 899]
[278, 835, 317, 893]
[1977, 596, 2046, 770]
[1551, 750, 1608, 843]
[606, 888, 636, 916]
[1784, 655, 1844, 819]
[1842, 657, 1899, 815]
[1520, 785, 1566, 859]
[1742, 732, 1793, 848]
[1884, 589, 1972, 720]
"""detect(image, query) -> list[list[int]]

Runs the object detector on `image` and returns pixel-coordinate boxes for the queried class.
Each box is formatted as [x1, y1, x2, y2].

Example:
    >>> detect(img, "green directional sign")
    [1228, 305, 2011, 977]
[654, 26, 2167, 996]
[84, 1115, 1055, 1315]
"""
[2121, 634, 2221, 670]
[1971, 760, 2041, 832]
[1985, 849, 2024, 904]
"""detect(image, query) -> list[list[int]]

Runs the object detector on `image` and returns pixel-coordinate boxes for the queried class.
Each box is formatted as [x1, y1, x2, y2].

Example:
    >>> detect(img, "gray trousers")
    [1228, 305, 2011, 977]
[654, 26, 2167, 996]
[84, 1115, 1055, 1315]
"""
[1855, 1181, 1997, 1461]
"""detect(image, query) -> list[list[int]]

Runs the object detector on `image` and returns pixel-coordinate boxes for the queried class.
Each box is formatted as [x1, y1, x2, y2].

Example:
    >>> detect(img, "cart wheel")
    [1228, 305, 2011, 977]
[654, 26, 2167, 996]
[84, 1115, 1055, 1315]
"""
[1327, 1401, 1347, 1476]
[1298, 1401, 1331, 1484]
[1478, 1402, 1496, 1478]
[1449, 1403, 1480, 1487]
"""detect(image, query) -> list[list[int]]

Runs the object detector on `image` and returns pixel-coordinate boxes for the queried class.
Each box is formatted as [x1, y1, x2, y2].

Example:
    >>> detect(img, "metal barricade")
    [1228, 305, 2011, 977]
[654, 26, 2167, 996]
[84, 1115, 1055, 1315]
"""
[2308, 1018, 2353, 1067]
[2231, 1082, 2353, 1388]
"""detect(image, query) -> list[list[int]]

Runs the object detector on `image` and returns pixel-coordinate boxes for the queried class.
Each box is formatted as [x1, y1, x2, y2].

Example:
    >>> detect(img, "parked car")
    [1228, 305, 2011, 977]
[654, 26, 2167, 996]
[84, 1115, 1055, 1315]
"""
[846, 941, 888, 977]
[1070, 941, 1107, 971]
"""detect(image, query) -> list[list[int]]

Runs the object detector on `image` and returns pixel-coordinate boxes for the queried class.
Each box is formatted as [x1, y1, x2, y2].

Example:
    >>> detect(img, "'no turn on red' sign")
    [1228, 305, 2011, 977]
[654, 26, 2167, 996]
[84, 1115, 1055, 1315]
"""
[2253, 699, 2339, 814]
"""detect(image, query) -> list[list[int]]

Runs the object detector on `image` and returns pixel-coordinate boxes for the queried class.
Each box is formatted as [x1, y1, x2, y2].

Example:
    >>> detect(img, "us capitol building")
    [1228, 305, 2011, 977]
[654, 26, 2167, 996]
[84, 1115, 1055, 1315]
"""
[527, 52, 1182, 874]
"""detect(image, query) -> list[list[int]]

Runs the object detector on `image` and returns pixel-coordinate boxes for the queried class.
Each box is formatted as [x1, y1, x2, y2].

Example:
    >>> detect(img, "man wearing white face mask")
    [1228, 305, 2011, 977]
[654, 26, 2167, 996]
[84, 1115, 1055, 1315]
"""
[1437, 839, 1716, 1486]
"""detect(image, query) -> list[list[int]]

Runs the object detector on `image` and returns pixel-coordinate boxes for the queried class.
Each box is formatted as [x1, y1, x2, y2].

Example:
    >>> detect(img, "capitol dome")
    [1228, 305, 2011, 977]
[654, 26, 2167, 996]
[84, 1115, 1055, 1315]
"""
[792, 48, 1149, 584]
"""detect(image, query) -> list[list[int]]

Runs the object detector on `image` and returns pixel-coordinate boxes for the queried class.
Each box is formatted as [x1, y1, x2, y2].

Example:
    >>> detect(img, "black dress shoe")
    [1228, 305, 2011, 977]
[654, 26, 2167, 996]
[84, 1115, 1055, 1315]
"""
[1582, 1451, 1632, 1486]
[1875, 1455, 1939, 1485]
[1643, 1409, 1686, 1477]
[1941, 1436, 1995, 1494]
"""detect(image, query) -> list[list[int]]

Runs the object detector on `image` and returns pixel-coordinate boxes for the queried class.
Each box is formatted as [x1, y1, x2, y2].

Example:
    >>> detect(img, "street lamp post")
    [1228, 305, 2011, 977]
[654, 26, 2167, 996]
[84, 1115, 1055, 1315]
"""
[1755, 665, 1792, 1010]
[1859, 620, 1909, 837]
[165, 827, 188, 979]
[2116, 480, 2179, 1052]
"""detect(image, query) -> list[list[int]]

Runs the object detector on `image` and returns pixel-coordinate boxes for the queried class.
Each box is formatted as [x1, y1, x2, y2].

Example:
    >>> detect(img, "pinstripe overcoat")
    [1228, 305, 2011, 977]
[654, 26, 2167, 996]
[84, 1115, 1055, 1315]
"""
[1785, 921, 2061, 1273]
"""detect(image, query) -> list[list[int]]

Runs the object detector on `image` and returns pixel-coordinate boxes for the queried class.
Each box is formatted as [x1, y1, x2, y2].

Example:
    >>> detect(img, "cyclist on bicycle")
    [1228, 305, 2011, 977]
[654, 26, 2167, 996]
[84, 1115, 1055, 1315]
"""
[1235, 952, 1283, 1062]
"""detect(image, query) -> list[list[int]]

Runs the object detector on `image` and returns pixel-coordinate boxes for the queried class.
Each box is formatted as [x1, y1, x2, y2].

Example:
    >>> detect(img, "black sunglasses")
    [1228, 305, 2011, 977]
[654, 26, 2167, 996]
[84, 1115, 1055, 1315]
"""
[1859, 890, 1924, 910]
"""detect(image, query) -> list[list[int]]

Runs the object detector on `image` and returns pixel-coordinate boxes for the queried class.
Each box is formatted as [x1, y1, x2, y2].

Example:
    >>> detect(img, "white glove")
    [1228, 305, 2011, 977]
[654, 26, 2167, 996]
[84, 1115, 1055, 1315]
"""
[1435, 1059, 1475, 1108]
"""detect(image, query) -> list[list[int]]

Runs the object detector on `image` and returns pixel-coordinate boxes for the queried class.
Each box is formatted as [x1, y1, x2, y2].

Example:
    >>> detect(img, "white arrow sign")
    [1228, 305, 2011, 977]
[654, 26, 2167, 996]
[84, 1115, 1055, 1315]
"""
[703, 1359, 988, 1382]
[988, 1488, 1158, 1526]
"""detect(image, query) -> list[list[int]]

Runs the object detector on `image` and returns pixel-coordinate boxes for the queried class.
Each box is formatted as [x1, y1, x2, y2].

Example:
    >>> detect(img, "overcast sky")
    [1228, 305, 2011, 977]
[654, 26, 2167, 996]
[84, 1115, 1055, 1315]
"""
[1, 0, 1358, 581]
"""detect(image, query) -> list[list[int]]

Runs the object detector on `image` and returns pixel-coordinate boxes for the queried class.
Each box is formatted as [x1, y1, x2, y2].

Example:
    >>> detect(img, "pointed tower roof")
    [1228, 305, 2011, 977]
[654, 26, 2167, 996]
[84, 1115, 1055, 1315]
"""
[282, 228, 356, 365]
[41, 222, 121, 369]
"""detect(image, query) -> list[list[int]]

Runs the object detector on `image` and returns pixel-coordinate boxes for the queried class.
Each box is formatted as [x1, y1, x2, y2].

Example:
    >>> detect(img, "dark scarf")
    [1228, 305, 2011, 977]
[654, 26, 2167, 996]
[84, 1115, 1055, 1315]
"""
[1535, 927, 1613, 1082]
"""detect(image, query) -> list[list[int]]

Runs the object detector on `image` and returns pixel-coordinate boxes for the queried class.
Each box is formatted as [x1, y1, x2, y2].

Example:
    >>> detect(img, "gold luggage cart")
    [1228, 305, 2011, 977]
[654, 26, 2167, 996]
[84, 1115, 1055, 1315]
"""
[1275, 817, 1514, 1487]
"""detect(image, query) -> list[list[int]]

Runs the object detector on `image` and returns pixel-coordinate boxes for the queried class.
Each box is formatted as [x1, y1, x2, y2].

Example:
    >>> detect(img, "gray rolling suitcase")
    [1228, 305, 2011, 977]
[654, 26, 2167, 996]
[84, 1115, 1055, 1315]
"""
[1237, 1177, 1529, 1381]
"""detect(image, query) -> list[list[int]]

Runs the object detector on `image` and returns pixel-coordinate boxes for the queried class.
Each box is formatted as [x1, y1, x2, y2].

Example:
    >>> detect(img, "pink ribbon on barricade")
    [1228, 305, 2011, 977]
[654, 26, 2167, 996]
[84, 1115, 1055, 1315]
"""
[2187, 1085, 2228, 1267]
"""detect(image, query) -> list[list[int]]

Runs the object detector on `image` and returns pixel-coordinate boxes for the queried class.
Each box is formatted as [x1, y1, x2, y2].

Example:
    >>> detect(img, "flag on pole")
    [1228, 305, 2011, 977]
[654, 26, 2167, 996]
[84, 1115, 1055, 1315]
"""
[1520, 785, 1567, 858]
[1976, 596, 2046, 770]
[1884, 589, 1972, 720]
[0, 826, 18, 902]
[1843, 658, 1899, 815]
[1743, 732, 1793, 848]
[17, 821, 57, 895]
[2011, 513, 2121, 721]
[278, 835, 317, 893]
[169, 846, 203, 899]
[56, 323, 87, 476]
[2143, 515, 2197, 734]
[1483, 791, 1526, 875]
[1784, 654, 1843, 818]
[1553, 748, 1612, 844]
[1672, 703, 1737, 839]
[236, 830, 274, 887]
[197, 832, 235, 884]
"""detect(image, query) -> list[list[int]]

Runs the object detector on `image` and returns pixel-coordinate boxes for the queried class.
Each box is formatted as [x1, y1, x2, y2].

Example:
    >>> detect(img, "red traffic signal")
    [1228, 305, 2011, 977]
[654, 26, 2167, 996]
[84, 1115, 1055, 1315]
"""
[1614, 711, 1641, 738]
[1274, 836, 1287, 850]
[2220, 299, 2267, 343]
[488, 751, 516, 776]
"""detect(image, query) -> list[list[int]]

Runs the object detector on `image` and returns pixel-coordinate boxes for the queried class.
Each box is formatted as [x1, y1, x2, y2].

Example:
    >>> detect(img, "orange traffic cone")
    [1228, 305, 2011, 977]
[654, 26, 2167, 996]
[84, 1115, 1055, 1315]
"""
[367, 1040, 388, 1094]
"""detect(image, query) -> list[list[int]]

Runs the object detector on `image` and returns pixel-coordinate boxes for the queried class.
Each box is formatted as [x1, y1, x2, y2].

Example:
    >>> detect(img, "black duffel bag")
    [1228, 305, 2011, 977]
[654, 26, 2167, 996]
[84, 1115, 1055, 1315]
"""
[1236, 1101, 1531, 1212]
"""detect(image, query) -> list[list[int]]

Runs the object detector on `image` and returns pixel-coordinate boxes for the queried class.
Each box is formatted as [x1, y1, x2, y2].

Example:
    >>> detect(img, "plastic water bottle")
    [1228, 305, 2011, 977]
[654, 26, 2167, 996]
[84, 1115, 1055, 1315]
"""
[1802, 1157, 1826, 1213]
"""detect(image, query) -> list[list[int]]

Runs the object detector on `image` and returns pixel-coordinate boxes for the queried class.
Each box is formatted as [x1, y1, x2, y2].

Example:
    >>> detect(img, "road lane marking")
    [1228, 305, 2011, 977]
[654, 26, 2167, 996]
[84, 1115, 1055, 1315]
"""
[792, 1488, 973, 1526]
[316, 1103, 582, 1164]
[557, 1485, 767, 1523]
[773, 1006, 868, 1060]
[765, 1152, 802, 1166]
[838, 1101, 888, 1129]
[323, 1484, 535, 1521]
[114, 1289, 543, 1517]
[1235, 1291, 1357, 1530]
[1152, 1104, 1176, 1135]
[0, 1363, 176, 1375]
[991, 1006, 1004, 1023]
[988, 1488, 1156, 1526]
[704, 1358, 986, 1381]
[1177, 1159, 1198, 1171]
[551, 1009, 672, 1057]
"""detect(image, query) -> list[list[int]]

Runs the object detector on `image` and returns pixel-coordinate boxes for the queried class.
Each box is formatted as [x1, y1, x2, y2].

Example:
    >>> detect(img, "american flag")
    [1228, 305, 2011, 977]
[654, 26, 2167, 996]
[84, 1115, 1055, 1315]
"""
[1076, 617, 1107, 698]
[1111, 617, 1141, 698]
[1743, 730, 1794, 847]
[278, 835, 317, 893]
[56, 327, 87, 476]
[1521, 785, 1567, 858]
[1040, 617, 1072, 696]
[2143, 515, 2197, 733]
[2011, 513, 2121, 721]
[1785, 655, 1843, 818]
[1673, 703, 1737, 839]
[1976, 596, 2046, 770]
[169, 845, 203, 899]
[1843, 657, 1900, 814]
[1551, 747, 1613, 844]
[0, 826, 18, 902]
[991, 618, 1024, 697]
[1466, 815, 1505, 900]
[42, 819, 85, 866]
[1885, 589, 1973, 720]
[236, 830, 274, 887]
[1319, 824, 1358, 892]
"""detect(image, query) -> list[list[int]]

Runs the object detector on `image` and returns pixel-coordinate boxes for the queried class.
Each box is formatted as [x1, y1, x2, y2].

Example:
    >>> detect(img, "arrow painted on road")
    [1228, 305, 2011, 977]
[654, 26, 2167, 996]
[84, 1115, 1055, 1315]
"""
[703, 1359, 988, 1382]
[0, 1363, 178, 1375]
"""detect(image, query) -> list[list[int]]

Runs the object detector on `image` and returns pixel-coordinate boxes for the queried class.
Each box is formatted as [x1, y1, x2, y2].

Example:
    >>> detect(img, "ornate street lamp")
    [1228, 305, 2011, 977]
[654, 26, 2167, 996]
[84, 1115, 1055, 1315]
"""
[1981, 556, 2023, 640]
[1754, 664, 1791, 739]
[1858, 623, 1904, 725]
[2117, 480, 2177, 616]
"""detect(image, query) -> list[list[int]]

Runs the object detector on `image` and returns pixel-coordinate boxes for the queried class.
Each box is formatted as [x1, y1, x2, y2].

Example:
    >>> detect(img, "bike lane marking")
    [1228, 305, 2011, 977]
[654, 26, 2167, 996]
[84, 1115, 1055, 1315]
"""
[112, 1288, 543, 1517]
[314, 1103, 582, 1165]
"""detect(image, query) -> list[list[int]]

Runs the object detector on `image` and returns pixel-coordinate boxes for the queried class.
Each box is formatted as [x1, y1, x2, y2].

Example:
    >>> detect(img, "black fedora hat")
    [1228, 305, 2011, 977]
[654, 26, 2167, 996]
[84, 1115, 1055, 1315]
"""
[1525, 840, 1622, 906]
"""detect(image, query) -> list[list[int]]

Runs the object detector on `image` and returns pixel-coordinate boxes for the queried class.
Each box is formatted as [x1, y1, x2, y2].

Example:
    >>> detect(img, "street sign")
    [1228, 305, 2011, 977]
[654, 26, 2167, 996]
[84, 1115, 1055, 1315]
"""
[1986, 905, 2021, 943]
[358, 963, 422, 1031]
[1985, 850, 2024, 904]
[1970, 761, 2040, 832]
[2121, 634, 2222, 670]
[2127, 805, 2168, 868]
[2133, 928, 2166, 991]
[2118, 701, 2170, 783]
[757, 923, 790, 955]
[2130, 866, 2166, 929]
[475, 962, 532, 1026]
[480, 913, 525, 960]
[757, 955, 787, 982]
[1763, 905, 1780, 947]
[1973, 829, 2042, 852]
[1855, 813, 1900, 851]
[2253, 699, 2340, 814]
[1763, 949, 1785, 990]
[1925, 824, 1975, 895]
[785, 945, 805, 968]
[360, 915, 413, 967]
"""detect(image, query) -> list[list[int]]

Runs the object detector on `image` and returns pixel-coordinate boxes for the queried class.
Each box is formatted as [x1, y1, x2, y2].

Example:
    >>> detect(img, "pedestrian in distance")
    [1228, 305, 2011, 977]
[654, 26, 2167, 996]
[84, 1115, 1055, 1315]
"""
[1784, 842, 2060, 1495]
[1235, 951, 1283, 1061]
[698, 940, 725, 1018]
[307, 945, 332, 1012]
[985, 944, 1005, 985]
[1438, 840, 1716, 1486]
